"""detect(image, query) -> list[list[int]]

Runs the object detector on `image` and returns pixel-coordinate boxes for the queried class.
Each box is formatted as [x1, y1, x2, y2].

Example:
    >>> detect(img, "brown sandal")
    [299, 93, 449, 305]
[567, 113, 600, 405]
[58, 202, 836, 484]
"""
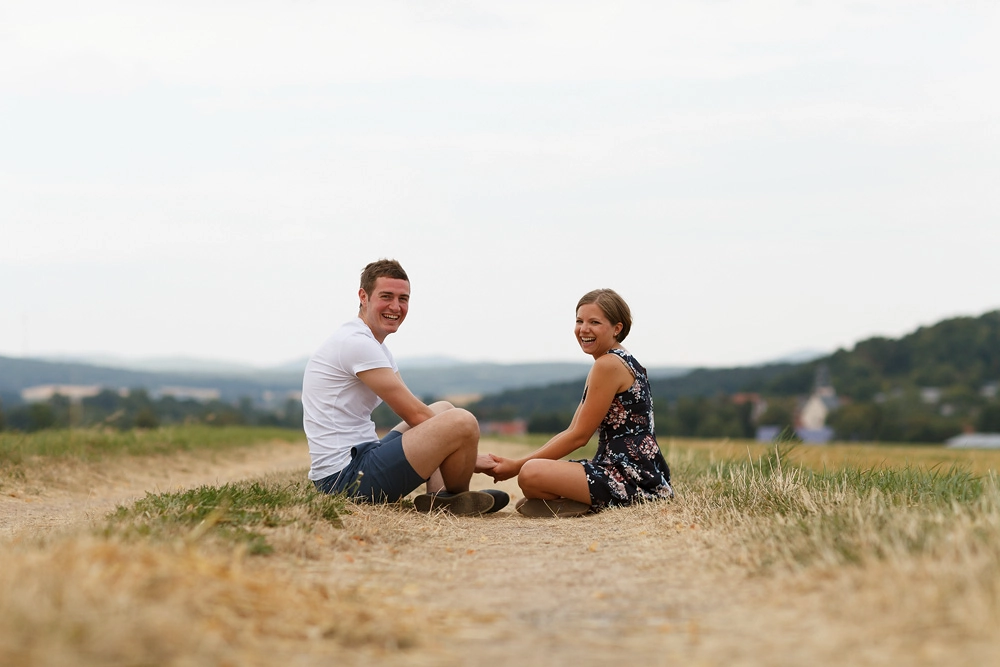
[515, 497, 591, 518]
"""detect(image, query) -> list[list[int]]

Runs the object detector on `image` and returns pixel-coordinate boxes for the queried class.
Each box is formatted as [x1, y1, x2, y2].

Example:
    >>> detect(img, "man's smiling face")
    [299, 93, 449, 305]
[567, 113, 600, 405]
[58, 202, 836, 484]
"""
[359, 277, 410, 343]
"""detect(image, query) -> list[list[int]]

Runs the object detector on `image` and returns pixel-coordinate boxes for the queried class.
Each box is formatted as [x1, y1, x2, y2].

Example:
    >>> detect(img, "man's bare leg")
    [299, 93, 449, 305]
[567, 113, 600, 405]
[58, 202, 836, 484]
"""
[426, 470, 445, 494]
[389, 401, 452, 494]
[393, 402, 501, 515]
[400, 407, 480, 493]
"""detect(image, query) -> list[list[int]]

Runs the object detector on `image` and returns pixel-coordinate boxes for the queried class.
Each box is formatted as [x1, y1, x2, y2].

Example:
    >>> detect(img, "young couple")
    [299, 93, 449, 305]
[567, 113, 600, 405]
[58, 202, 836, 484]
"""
[301, 259, 673, 518]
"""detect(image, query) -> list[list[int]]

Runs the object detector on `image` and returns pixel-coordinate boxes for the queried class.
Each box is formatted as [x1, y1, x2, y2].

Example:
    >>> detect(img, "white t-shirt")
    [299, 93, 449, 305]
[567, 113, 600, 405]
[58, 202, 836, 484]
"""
[302, 318, 398, 481]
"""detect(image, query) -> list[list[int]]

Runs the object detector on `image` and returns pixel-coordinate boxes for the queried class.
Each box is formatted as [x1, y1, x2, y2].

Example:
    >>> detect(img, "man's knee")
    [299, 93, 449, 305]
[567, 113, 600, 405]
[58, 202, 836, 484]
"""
[438, 407, 479, 444]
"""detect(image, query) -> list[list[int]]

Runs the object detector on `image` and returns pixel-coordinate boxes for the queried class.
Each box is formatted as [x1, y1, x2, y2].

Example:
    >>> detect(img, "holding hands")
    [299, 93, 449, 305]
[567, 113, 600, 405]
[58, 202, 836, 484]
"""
[484, 454, 523, 482]
[474, 452, 523, 482]
[474, 453, 498, 475]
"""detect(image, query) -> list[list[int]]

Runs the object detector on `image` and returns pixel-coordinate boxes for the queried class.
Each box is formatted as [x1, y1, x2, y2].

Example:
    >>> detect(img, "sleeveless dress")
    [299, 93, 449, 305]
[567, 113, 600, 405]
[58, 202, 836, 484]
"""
[577, 348, 674, 511]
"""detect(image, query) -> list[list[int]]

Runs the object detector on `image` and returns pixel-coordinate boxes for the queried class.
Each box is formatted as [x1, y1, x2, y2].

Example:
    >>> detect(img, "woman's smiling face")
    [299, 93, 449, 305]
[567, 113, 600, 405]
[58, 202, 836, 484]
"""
[575, 303, 621, 359]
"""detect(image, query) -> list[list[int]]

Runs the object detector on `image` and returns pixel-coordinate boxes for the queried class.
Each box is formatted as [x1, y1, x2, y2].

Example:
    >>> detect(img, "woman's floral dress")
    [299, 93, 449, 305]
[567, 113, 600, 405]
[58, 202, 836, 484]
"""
[577, 348, 673, 510]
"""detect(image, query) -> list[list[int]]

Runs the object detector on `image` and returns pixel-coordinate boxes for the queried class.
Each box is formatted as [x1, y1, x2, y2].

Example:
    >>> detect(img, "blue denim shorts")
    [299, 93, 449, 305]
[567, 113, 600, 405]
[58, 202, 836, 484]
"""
[312, 430, 425, 502]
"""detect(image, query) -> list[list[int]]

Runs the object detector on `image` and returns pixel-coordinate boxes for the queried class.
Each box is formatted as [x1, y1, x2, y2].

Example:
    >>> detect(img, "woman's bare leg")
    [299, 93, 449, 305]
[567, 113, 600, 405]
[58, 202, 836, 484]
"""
[517, 459, 591, 504]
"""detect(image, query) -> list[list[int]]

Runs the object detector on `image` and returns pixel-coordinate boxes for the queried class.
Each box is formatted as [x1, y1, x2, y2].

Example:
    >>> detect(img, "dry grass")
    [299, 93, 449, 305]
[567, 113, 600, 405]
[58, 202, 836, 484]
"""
[2, 436, 1000, 665]
[0, 535, 420, 666]
[665, 435, 1000, 475]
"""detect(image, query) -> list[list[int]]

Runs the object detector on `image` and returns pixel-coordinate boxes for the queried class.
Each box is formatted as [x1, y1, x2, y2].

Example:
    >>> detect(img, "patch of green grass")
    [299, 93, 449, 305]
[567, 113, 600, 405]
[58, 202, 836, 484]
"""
[672, 441, 998, 572]
[815, 463, 984, 507]
[106, 476, 346, 555]
[0, 425, 303, 467]
[697, 440, 985, 515]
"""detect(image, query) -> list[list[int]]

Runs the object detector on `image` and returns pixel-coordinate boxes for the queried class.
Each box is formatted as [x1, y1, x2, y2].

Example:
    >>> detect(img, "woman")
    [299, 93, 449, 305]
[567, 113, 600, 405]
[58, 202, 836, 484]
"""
[489, 289, 673, 517]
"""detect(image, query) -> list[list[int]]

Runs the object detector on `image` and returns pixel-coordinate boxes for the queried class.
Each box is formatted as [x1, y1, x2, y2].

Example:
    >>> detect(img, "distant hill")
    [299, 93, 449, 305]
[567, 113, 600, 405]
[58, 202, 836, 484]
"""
[39, 354, 302, 377]
[0, 356, 303, 406]
[15, 306, 996, 420]
[0, 355, 687, 408]
[9, 311, 996, 443]
[400, 362, 593, 399]
[754, 348, 829, 365]
[759, 310, 1000, 400]
[469, 310, 1000, 438]
[471, 362, 800, 418]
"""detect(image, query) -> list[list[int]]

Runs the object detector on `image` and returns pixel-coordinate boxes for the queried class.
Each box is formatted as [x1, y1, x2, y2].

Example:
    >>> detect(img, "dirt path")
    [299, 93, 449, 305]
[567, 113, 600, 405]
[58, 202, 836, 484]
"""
[2, 439, 995, 666]
[0, 440, 311, 539]
[0, 439, 524, 540]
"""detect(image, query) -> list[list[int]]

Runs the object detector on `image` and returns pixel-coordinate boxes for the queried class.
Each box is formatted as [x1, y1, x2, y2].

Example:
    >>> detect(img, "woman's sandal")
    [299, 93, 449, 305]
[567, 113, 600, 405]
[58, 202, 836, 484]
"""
[515, 497, 591, 518]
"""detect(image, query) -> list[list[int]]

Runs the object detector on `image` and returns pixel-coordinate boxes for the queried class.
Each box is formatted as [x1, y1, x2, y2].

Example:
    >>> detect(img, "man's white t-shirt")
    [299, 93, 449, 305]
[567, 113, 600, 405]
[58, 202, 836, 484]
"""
[302, 318, 398, 481]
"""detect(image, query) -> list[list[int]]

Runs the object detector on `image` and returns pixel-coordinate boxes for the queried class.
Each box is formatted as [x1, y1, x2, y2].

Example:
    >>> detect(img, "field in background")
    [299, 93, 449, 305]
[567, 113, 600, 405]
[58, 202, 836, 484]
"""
[7, 427, 997, 475]
[663, 436, 1000, 476]
[492, 433, 1000, 475]
[0, 425, 302, 465]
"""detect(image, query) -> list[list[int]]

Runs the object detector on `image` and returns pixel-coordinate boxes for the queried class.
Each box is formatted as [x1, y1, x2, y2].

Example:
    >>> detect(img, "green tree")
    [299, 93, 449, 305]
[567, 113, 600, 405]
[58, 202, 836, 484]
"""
[201, 400, 245, 426]
[527, 411, 572, 434]
[238, 397, 257, 425]
[281, 397, 304, 429]
[674, 397, 707, 436]
[45, 394, 72, 429]
[372, 402, 400, 429]
[978, 404, 1000, 433]
[757, 398, 797, 432]
[135, 407, 160, 429]
[898, 414, 962, 443]
[828, 403, 882, 441]
[28, 403, 56, 431]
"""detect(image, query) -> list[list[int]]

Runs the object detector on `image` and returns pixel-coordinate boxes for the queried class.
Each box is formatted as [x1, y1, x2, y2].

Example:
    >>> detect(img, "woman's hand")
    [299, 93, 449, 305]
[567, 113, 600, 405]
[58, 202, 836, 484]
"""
[488, 454, 523, 482]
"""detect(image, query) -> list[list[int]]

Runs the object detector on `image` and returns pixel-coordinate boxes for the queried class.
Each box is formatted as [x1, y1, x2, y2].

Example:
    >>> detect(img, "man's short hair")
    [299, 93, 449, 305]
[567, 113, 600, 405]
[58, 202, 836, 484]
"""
[360, 259, 409, 296]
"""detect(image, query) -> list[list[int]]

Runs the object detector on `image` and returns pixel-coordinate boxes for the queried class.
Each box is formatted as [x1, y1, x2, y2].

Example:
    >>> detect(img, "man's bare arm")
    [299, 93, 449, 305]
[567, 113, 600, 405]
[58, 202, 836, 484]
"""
[356, 367, 435, 427]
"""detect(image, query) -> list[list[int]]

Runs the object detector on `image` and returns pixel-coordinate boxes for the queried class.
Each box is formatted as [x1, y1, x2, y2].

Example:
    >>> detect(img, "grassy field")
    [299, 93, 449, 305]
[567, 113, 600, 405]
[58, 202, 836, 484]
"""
[496, 432, 1000, 475]
[2, 429, 999, 664]
[0, 425, 304, 464]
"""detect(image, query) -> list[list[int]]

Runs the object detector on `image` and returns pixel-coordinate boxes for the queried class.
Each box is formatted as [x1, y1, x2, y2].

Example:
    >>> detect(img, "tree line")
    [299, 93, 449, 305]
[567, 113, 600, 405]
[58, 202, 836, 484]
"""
[0, 389, 303, 433]
[4, 310, 998, 443]
[469, 310, 1000, 444]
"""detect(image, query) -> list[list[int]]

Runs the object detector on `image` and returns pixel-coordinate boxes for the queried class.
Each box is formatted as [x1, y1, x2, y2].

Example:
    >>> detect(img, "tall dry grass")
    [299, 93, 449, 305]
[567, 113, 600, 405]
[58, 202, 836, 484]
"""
[0, 536, 418, 666]
[669, 442, 1000, 638]
[0, 470, 415, 666]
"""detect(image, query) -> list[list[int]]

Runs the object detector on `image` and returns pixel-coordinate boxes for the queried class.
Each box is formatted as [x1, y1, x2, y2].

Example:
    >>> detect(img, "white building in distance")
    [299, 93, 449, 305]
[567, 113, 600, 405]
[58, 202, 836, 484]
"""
[21, 385, 103, 403]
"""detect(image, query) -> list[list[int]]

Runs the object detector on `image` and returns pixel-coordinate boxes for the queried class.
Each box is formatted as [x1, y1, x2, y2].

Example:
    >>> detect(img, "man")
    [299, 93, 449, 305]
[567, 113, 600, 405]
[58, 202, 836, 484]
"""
[302, 259, 507, 515]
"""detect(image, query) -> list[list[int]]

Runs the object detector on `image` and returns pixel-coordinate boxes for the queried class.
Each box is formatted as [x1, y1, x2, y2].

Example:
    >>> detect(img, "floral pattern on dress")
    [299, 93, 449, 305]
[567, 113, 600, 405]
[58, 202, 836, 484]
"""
[577, 348, 673, 511]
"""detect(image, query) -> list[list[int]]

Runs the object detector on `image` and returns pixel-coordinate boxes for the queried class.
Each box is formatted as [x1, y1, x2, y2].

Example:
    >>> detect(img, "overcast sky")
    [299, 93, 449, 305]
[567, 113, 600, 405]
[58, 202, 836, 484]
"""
[2, 1, 998, 369]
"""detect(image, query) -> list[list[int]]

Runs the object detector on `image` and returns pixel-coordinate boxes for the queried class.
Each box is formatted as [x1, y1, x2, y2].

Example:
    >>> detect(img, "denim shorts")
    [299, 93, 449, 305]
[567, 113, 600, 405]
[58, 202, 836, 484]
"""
[312, 430, 426, 503]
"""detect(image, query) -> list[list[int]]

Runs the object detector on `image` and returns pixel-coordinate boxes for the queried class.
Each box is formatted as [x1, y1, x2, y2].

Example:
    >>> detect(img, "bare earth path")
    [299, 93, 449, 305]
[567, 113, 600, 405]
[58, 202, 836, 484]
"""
[1, 438, 995, 666]
[0, 440, 311, 539]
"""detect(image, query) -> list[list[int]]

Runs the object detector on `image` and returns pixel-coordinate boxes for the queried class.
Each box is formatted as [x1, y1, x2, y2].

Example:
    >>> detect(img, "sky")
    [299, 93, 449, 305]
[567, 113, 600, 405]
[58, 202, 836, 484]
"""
[2, 1, 999, 370]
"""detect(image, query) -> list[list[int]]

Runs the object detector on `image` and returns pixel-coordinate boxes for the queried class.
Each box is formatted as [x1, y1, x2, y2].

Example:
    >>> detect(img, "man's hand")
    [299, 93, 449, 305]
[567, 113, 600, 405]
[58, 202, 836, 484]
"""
[487, 454, 523, 482]
[474, 453, 497, 475]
